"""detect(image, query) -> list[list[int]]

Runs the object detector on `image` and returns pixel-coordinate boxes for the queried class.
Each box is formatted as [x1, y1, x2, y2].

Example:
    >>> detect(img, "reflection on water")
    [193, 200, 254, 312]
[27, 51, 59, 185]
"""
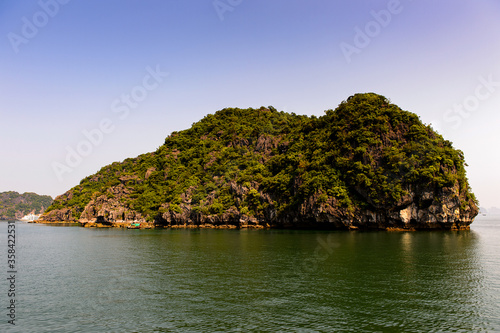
[1, 218, 499, 332]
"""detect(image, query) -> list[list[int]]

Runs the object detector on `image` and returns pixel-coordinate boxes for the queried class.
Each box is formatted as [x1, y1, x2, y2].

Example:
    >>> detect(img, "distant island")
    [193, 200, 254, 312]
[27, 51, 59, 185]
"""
[40, 93, 478, 230]
[0, 191, 53, 220]
[479, 207, 500, 216]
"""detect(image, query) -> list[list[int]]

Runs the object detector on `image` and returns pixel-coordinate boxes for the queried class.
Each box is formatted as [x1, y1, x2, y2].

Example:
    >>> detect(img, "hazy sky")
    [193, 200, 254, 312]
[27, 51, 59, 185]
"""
[1, 0, 499, 208]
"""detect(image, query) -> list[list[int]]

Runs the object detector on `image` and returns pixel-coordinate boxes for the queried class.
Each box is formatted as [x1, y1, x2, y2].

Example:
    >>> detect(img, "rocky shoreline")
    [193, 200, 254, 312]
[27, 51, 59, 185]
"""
[39, 181, 476, 231]
[35, 220, 267, 229]
[35, 215, 471, 231]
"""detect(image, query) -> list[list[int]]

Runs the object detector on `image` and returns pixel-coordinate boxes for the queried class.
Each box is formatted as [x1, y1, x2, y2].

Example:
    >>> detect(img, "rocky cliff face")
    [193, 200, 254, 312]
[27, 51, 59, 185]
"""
[41, 93, 479, 230]
[42, 184, 146, 223]
[45, 179, 476, 230]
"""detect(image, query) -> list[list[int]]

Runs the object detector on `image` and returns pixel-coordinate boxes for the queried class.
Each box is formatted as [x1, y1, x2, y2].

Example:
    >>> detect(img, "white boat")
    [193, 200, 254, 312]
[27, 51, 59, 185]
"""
[20, 213, 40, 222]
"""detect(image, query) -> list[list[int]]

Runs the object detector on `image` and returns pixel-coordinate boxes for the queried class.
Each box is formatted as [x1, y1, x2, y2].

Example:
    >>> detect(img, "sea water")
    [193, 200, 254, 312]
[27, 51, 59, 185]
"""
[1, 216, 499, 332]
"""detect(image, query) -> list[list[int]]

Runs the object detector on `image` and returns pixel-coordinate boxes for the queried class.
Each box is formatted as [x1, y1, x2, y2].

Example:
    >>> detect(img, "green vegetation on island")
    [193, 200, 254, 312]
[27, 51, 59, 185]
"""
[43, 93, 478, 229]
[0, 191, 53, 220]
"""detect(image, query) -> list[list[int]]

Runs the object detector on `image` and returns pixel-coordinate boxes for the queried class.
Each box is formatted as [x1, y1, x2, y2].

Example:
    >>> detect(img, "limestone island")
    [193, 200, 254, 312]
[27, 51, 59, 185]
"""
[0, 191, 53, 221]
[40, 93, 478, 230]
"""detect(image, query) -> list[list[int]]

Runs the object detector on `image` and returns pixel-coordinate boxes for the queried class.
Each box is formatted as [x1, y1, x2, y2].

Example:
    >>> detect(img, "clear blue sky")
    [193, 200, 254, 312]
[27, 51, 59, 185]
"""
[1, 0, 499, 208]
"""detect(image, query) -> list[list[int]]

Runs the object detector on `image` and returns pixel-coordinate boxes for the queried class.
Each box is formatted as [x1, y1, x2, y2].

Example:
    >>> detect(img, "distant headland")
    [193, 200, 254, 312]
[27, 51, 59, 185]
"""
[0, 191, 53, 221]
[39, 93, 478, 230]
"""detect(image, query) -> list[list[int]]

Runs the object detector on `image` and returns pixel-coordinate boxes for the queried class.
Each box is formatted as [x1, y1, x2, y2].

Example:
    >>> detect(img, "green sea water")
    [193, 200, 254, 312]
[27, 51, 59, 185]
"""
[1, 216, 499, 332]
